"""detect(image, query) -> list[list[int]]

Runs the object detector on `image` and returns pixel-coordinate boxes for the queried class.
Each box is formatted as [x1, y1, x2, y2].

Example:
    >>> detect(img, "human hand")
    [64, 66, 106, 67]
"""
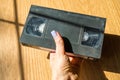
[50, 30, 80, 80]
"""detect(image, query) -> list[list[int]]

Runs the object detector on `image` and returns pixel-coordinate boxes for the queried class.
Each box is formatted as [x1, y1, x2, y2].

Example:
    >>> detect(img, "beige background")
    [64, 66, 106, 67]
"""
[0, 0, 120, 80]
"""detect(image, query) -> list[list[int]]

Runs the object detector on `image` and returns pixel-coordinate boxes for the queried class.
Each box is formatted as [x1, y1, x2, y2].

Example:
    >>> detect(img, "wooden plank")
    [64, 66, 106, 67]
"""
[0, 22, 21, 80]
[0, 0, 15, 22]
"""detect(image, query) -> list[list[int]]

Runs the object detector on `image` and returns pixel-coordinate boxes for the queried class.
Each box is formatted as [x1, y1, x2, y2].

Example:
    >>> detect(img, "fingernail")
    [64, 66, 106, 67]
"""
[51, 30, 57, 38]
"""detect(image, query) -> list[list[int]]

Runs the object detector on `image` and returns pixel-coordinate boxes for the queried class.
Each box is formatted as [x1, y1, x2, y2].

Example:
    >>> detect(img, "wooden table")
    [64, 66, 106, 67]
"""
[0, 0, 120, 80]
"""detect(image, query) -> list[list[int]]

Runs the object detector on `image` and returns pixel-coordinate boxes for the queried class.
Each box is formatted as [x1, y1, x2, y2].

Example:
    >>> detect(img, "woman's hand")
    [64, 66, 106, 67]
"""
[50, 30, 80, 80]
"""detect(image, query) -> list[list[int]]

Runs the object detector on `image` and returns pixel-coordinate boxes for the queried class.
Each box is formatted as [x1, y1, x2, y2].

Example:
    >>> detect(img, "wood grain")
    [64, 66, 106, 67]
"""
[0, 0, 15, 22]
[0, 0, 120, 80]
[0, 22, 21, 80]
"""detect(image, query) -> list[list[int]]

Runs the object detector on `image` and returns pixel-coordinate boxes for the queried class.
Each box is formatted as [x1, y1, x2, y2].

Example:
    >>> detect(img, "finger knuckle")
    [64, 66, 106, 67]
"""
[56, 38, 63, 44]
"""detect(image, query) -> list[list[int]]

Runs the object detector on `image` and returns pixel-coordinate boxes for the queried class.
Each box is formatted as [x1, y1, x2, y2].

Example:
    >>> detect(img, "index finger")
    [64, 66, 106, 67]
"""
[51, 30, 65, 55]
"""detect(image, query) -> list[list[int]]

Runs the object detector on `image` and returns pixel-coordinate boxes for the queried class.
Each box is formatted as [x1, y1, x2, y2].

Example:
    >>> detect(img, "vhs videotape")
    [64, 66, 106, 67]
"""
[20, 5, 106, 59]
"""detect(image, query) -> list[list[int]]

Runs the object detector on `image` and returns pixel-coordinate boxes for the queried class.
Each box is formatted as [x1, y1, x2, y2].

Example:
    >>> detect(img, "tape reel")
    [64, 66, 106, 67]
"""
[82, 28, 101, 47]
[26, 17, 47, 37]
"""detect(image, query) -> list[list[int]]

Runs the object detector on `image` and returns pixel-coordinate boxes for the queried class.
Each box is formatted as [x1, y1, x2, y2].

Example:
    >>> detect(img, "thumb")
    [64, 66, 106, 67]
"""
[51, 30, 65, 55]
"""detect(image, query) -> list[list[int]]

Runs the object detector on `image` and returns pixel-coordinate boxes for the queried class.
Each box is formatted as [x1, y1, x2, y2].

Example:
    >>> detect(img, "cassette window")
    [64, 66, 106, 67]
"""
[81, 28, 101, 47]
[26, 16, 47, 37]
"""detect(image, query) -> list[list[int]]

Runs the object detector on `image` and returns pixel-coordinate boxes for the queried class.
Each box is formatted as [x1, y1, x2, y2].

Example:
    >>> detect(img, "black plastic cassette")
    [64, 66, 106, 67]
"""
[20, 5, 106, 59]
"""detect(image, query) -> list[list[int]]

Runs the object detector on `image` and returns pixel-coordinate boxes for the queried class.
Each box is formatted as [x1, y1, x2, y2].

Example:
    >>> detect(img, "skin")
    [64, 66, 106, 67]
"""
[50, 31, 81, 80]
